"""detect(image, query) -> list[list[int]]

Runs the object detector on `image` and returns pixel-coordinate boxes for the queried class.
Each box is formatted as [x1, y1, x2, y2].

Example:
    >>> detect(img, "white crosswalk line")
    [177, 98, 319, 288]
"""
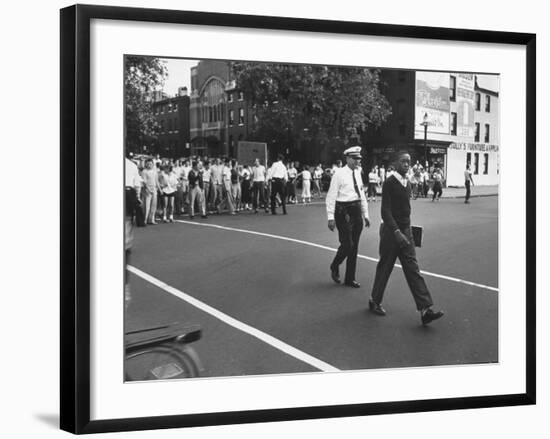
[174, 219, 499, 292]
[128, 265, 341, 373]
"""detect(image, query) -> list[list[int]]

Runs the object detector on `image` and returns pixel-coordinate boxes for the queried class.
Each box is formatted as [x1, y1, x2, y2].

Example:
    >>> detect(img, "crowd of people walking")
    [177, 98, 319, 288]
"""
[126, 152, 450, 227]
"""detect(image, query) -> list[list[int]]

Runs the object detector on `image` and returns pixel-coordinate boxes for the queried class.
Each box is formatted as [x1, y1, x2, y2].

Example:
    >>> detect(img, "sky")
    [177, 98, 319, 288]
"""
[157, 58, 500, 96]
[158, 58, 198, 96]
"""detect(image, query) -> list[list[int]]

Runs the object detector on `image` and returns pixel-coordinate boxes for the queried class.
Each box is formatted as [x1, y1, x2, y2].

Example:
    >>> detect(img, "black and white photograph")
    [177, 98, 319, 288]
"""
[123, 57, 500, 381]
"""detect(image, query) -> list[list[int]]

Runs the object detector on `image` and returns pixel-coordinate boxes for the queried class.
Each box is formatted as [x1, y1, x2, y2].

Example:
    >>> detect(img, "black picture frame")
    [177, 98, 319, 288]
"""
[60, 4, 536, 434]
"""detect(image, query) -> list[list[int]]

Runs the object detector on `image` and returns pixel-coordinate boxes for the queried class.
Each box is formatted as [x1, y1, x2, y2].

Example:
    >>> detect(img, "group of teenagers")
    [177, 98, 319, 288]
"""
[128, 154, 334, 224]
[365, 161, 446, 203]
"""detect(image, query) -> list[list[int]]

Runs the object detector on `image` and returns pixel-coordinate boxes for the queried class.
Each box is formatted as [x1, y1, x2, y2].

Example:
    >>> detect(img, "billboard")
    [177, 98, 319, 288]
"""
[237, 141, 268, 166]
[414, 72, 450, 138]
[456, 73, 475, 138]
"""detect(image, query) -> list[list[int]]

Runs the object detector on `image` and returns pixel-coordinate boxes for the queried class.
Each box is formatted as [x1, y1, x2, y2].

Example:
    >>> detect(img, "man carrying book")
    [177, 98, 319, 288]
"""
[368, 151, 444, 326]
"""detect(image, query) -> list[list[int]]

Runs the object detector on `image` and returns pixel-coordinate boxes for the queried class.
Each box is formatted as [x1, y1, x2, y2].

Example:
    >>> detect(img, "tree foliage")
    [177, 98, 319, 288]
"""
[125, 56, 167, 154]
[232, 62, 391, 151]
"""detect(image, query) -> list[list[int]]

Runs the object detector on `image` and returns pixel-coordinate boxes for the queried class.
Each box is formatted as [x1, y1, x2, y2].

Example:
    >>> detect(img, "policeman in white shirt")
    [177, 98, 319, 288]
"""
[326, 146, 370, 288]
[268, 154, 288, 215]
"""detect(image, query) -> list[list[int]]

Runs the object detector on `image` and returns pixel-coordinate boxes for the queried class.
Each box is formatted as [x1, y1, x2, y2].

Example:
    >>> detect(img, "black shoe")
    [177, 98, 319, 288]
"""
[368, 299, 386, 316]
[201, 215, 207, 219]
[421, 308, 444, 325]
[189, 215, 194, 219]
[330, 266, 341, 284]
[344, 280, 361, 288]
[283, 211, 288, 215]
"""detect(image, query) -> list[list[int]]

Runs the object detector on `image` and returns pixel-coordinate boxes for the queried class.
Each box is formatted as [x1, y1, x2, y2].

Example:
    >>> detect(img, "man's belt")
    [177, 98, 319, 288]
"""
[336, 200, 361, 205]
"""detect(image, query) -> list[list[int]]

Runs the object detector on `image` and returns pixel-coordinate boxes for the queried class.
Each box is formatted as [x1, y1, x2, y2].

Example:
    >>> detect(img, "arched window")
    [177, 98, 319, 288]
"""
[200, 78, 226, 124]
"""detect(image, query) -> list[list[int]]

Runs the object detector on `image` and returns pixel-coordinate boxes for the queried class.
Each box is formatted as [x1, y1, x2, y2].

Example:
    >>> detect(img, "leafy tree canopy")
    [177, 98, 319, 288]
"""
[125, 56, 167, 154]
[232, 62, 391, 148]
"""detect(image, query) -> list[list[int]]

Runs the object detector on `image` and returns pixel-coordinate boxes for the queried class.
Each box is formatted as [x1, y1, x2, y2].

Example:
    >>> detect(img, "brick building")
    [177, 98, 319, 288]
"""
[150, 87, 191, 158]
[189, 60, 255, 158]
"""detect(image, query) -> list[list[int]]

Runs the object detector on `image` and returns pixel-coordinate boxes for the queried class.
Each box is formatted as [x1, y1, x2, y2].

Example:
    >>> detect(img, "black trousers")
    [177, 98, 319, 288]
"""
[465, 180, 471, 201]
[270, 178, 287, 213]
[252, 181, 266, 210]
[331, 201, 363, 283]
[371, 223, 433, 310]
[432, 181, 442, 200]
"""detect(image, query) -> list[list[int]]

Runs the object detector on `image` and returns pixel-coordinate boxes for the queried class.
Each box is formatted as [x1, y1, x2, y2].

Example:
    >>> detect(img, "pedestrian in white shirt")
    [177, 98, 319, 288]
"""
[326, 146, 370, 288]
[251, 158, 268, 213]
[159, 165, 178, 222]
[141, 158, 160, 224]
[268, 154, 288, 215]
[217, 158, 235, 215]
[298, 166, 312, 203]
[202, 161, 212, 212]
[125, 157, 142, 308]
[312, 164, 323, 198]
[368, 167, 380, 202]
[287, 162, 298, 204]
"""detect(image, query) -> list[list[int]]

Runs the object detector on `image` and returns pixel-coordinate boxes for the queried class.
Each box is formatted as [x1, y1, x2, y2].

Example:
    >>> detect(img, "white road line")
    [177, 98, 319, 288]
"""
[175, 220, 499, 293]
[128, 265, 340, 373]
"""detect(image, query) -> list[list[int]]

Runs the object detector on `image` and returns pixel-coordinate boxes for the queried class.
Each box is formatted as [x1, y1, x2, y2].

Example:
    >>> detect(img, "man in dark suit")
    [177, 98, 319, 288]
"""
[369, 151, 444, 325]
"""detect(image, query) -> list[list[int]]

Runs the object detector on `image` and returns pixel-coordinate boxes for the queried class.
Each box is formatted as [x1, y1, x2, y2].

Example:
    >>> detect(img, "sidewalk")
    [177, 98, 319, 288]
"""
[439, 185, 498, 199]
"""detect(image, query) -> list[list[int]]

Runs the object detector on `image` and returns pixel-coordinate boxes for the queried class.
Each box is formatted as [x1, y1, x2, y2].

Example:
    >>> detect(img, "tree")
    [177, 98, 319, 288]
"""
[124, 56, 167, 155]
[232, 62, 391, 158]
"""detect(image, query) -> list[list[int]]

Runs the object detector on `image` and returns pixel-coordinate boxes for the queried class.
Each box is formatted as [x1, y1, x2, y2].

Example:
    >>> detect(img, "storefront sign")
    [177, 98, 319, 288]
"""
[430, 147, 447, 154]
[414, 72, 450, 138]
[449, 142, 499, 152]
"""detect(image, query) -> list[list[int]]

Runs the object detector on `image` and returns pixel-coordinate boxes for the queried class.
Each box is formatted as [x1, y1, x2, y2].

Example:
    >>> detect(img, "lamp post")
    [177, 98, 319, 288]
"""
[420, 112, 429, 166]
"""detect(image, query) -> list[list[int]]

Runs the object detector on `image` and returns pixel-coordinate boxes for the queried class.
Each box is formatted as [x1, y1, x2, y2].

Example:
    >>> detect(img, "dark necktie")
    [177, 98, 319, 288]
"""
[351, 170, 361, 199]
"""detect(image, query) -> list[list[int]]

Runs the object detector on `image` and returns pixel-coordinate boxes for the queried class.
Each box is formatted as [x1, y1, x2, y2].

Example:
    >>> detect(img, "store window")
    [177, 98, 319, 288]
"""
[466, 152, 472, 168]
[473, 153, 479, 175]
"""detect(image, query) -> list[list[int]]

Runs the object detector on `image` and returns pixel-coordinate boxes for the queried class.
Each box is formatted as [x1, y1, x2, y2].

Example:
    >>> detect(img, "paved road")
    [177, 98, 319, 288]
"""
[126, 195, 498, 377]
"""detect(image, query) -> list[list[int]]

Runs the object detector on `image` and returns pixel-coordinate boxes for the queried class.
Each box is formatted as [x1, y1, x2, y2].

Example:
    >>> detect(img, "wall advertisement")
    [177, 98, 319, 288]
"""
[414, 71, 450, 138]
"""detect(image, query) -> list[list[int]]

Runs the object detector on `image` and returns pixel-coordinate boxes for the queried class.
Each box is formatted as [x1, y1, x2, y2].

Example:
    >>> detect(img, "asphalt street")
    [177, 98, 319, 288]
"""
[126, 194, 498, 377]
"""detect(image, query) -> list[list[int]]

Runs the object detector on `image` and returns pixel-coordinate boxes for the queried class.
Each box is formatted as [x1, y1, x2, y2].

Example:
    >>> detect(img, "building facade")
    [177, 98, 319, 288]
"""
[189, 60, 255, 158]
[369, 70, 500, 187]
[150, 87, 191, 158]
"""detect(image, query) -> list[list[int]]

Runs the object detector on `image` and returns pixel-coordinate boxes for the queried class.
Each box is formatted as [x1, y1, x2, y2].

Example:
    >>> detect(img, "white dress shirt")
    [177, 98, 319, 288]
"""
[125, 158, 141, 190]
[325, 165, 369, 221]
[269, 161, 288, 181]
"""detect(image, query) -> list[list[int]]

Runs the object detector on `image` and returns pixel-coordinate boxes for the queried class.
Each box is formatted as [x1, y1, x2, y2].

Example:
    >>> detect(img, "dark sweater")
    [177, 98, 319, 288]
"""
[381, 174, 411, 231]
